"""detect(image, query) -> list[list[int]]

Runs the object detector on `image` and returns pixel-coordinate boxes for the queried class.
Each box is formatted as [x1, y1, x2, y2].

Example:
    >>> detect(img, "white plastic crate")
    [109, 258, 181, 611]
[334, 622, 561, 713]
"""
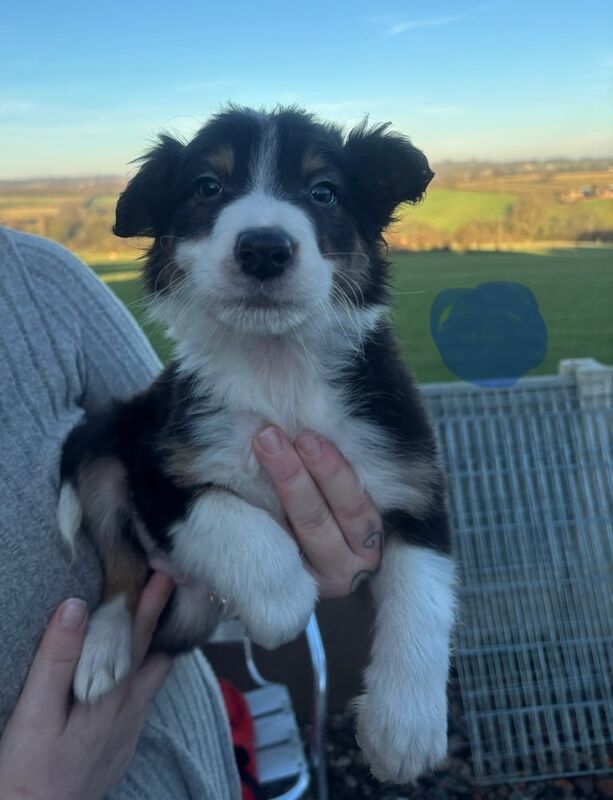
[423, 359, 613, 783]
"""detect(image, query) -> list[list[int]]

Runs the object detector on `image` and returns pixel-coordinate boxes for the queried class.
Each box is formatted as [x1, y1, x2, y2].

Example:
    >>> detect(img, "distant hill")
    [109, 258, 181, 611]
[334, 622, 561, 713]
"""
[1, 160, 612, 259]
[390, 159, 613, 250]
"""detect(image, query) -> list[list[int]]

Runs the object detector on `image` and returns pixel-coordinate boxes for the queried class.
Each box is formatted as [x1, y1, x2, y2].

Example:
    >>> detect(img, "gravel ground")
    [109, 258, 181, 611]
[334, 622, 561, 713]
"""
[292, 679, 613, 800]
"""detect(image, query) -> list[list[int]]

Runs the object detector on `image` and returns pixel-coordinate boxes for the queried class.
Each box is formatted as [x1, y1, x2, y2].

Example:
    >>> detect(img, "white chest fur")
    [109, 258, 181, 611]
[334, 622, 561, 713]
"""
[184, 337, 431, 519]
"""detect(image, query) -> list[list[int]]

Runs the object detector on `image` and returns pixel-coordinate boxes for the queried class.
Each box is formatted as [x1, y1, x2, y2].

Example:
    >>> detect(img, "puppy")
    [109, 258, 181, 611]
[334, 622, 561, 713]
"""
[59, 106, 455, 782]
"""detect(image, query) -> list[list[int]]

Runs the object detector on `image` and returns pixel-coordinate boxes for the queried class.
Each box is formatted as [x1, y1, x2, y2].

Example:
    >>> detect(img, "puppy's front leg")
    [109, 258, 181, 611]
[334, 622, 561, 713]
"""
[74, 545, 148, 703]
[171, 489, 318, 649]
[355, 537, 456, 782]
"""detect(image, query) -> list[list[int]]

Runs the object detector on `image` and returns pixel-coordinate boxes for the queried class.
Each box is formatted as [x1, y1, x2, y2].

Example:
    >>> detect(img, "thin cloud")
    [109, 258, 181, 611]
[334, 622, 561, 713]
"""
[384, 1, 502, 37]
[386, 13, 467, 35]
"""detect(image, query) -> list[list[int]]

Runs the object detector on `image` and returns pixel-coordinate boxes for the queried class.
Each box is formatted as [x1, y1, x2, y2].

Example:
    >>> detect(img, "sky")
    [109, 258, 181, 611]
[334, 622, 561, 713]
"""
[1, 0, 612, 178]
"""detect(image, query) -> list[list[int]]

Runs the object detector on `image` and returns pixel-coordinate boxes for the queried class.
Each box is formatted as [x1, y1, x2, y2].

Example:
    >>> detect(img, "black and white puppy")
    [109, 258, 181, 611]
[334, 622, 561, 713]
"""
[59, 106, 455, 783]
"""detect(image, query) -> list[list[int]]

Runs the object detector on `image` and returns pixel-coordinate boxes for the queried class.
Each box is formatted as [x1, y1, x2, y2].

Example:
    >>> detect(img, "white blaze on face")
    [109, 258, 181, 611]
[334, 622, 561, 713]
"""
[174, 120, 333, 335]
[250, 118, 279, 193]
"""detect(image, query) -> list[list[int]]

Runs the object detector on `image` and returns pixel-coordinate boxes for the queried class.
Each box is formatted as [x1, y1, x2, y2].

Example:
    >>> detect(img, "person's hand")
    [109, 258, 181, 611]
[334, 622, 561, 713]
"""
[0, 573, 174, 800]
[253, 427, 383, 598]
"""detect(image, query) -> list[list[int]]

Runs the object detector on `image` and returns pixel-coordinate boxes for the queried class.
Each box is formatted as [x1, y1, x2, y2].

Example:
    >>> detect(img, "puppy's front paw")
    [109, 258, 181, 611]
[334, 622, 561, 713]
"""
[241, 551, 317, 649]
[173, 494, 318, 650]
[74, 597, 132, 703]
[354, 682, 448, 783]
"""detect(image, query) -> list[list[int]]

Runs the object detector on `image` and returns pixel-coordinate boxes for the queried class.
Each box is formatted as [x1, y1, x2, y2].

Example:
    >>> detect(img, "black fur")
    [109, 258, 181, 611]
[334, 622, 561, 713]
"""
[114, 136, 187, 238]
[341, 325, 451, 553]
[62, 364, 204, 552]
[344, 120, 434, 234]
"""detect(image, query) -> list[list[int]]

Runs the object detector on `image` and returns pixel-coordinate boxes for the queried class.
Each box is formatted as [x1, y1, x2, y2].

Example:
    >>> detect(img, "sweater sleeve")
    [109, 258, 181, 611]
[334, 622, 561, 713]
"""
[57, 251, 163, 413]
[0, 228, 240, 800]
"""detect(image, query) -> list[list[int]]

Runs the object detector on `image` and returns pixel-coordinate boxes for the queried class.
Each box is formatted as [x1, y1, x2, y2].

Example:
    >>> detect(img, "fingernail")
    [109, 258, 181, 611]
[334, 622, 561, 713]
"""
[59, 598, 87, 629]
[256, 426, 283, 455]
[297, 433, 322, 458]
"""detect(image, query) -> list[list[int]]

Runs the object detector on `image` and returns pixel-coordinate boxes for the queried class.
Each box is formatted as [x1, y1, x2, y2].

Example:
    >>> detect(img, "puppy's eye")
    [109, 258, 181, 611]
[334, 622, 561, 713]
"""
[193, 176, 223, 199]
[310, 181, 337, 206]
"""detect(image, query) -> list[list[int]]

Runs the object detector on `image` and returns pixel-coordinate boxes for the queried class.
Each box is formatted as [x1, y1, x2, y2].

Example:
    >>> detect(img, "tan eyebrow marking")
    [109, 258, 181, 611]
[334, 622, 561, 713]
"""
[302, 150, 328, 178]
[207, 144, 235, 176]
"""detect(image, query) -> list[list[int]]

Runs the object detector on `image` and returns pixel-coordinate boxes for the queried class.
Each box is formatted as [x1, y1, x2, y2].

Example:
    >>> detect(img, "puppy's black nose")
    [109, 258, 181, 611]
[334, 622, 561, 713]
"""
[235, 228, 294, 280]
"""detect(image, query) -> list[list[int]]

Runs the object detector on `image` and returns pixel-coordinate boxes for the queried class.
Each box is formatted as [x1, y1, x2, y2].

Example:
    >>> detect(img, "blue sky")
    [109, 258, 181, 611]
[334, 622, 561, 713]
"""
[1, 0, 612, 178]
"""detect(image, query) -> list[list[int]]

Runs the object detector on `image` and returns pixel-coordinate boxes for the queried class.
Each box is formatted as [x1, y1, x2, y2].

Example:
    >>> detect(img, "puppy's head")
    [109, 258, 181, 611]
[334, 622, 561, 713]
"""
[115, 106, 432, 338]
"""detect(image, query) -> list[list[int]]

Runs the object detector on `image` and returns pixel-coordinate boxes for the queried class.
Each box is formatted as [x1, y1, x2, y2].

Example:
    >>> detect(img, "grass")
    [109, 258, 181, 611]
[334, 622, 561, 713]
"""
[390, 248, 613, 382]
[94, 248, 613, 384]
[551, 198, 613, 229]
[93, 269, 175, 363]
[405, 189, 517, 233]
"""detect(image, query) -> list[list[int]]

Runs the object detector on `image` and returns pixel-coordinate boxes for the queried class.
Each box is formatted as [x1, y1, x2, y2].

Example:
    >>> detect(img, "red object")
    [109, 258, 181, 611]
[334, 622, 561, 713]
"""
[219, 678, 261, 800]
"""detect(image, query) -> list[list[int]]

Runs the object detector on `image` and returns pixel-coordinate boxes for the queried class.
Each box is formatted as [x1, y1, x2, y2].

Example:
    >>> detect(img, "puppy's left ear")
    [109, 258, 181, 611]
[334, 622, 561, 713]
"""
[344, 121, 434, 233]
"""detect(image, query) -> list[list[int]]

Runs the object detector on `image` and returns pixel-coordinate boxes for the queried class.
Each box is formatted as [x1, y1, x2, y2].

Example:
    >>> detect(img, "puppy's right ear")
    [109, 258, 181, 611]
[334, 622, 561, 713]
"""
[114, 134, 185, 238]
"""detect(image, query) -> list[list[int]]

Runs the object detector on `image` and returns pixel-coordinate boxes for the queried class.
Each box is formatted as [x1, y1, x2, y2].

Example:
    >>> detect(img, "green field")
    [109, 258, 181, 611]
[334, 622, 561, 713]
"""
[407, 189, 517, 233]
[390, 249, 613, 381]
[93, 249, 613, 384]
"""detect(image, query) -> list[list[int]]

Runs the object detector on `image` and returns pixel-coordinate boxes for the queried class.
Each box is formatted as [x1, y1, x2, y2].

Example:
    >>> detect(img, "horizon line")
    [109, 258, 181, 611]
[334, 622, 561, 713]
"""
[2, 155, 613, 184]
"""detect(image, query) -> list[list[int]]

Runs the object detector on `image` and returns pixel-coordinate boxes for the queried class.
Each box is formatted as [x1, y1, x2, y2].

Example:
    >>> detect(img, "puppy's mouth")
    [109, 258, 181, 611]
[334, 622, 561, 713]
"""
[213, 290, 310, 335]
[232, 294, 303, 311]
[216, 279, 308, 312]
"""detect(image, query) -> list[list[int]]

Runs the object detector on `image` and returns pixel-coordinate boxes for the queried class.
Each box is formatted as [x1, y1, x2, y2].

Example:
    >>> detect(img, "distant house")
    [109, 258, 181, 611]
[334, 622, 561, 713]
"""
[560, 185, 604, 203]
[560, 189, 584, 203]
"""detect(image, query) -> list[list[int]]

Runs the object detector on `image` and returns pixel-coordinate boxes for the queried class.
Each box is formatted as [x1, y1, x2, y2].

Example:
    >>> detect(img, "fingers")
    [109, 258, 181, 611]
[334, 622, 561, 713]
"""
[255, 426, 382, 559]
[253, 427, 353, 570]
[254, 426, 383, 598]
[15, 598, 88, 731]
[130, 573, 175, 666]
[295, 432, 383, 560]
[128, 654, 174, 719]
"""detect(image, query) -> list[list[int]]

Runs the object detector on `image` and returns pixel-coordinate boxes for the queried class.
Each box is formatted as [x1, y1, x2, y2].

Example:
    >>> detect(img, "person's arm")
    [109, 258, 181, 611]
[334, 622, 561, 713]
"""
[0, 232, 240, 800]
[0, 574, 174, 800]
[67, 259, 163, 413]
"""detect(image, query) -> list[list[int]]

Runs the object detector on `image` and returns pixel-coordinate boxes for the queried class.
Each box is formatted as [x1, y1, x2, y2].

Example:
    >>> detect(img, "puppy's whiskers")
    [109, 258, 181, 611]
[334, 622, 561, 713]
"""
[317, 293, 364, 359]
[321, 251, 370, 262]
[334, 270, 366, 309]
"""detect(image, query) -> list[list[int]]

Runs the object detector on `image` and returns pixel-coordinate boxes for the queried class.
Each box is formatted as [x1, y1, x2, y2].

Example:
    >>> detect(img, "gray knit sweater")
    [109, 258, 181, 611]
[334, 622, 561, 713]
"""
[0, 227, 241, 799]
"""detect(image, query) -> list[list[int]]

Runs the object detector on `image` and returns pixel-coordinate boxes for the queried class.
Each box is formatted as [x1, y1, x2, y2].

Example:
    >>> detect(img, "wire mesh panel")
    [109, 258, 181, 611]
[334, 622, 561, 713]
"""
[423, 362, 613, 783]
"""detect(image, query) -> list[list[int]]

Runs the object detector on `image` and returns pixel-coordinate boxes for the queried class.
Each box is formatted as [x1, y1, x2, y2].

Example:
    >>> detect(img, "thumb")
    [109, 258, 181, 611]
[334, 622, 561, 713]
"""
[15, 598, 89, 731]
